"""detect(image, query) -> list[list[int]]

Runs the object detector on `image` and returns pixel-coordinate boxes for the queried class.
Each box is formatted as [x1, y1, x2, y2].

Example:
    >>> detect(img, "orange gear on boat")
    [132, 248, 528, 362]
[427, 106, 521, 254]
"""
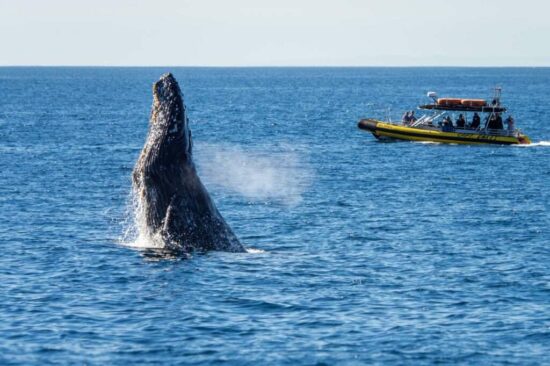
[461, 99, 487, 107]
[437, 98, 462, 106]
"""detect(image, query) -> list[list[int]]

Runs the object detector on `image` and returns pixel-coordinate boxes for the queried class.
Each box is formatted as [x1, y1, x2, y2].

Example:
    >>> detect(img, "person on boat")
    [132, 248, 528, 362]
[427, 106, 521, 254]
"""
[485, 114, 502, 130]
[487, 114, 496, 129]
[495, 113, 503, 129]
[470, 113, 481, 129]
[488, 114, 503, 129]
[409, 111, 417, 123]
[456, 114, 466, 128]
[441, 116, 454, 132]
[402, 111, 411, 125]
[505, 115, 515, 131]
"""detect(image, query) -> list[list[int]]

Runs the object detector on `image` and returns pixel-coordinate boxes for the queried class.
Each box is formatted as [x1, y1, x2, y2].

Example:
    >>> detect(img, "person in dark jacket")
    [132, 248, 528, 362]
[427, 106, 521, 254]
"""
[487, 113, 503, 129]
[456, 114, 466, 128]
[495, 113, 503, 129]
[441, 116, 454, 132]
[470, 113, 481, 129]
[487, 114, 496, 129]
[410, 110, 417, 123]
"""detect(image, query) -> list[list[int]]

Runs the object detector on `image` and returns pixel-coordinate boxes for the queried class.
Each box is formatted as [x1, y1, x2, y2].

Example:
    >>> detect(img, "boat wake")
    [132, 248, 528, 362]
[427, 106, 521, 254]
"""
[514, 141, 550, 147]
[415, 141, 442, 145]
[415, 140, 550, 147]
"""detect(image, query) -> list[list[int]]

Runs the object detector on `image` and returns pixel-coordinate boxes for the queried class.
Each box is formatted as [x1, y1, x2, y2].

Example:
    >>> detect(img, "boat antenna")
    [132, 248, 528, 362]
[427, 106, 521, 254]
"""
[492, 86, 502, 106]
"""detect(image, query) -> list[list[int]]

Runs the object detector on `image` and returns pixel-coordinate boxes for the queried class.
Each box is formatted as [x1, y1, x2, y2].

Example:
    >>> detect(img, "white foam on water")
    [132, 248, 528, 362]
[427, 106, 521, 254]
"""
[513, 141, 550, 147]
[195, 143, 314, 206]
[414, 140, 550, 147]
[119, 190, 164, 250]
[246, 248, 267, 254]
[414, 141, 441, 145]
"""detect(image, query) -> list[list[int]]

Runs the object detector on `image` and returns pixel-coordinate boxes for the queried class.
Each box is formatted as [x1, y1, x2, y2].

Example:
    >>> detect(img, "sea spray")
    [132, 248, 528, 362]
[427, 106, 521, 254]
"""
[195, 143, 314, 206]
[121, 143, 312, 249]
[120, 188, 165, 249]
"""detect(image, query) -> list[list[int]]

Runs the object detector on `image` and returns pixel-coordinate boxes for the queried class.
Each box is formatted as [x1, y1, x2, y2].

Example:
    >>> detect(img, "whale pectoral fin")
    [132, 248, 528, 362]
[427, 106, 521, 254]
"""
[162, 196, 175, 233]
[161, 196, 184, 251]
[156, 189, 244, 253]
[161, 195, 198, 252]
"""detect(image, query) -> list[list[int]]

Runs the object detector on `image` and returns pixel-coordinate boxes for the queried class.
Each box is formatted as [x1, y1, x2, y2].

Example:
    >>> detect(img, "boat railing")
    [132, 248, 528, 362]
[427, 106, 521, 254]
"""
[410, 115, 428, 126]
[401, 119, 521, 137]
[410, 111, 445, 127]
[451, 128, 520, 137]
[391, 115, 522, 138]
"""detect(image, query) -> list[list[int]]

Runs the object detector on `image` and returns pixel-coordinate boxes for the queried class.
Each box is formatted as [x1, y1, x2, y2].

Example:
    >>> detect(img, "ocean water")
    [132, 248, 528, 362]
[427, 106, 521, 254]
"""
[0, 67, 549, 365]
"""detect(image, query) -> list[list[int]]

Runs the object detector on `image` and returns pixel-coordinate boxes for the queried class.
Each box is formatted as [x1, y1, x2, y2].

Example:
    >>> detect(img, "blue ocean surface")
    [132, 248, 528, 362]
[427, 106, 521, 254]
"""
[0, 67, 549, 365]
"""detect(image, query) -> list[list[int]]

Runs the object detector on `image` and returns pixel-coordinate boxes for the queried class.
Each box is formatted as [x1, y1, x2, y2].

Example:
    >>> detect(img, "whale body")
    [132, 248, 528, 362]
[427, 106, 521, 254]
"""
[132, 73, 245, 254]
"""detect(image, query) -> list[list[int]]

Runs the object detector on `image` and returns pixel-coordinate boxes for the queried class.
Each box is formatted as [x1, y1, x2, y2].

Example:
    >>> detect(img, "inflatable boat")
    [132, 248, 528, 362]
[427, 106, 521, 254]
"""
[358, 88, 531, 145]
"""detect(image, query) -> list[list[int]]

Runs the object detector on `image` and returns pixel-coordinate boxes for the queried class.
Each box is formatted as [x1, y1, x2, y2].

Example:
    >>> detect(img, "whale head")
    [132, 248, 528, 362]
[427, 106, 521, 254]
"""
[147, 73, 192, 164]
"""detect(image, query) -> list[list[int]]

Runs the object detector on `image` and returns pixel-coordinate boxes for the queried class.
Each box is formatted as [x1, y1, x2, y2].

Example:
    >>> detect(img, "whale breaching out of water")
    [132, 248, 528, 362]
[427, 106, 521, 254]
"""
[132, 73, 245, 254]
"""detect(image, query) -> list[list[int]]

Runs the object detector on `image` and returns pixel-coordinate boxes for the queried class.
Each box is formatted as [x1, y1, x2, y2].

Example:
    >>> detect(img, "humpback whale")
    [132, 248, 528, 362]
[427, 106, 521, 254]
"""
[132, 73, 245, 254]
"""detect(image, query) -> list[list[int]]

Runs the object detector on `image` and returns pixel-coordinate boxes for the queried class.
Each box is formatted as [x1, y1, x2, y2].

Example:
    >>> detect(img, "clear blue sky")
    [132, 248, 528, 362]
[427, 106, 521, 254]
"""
[1, 0, 548, 66]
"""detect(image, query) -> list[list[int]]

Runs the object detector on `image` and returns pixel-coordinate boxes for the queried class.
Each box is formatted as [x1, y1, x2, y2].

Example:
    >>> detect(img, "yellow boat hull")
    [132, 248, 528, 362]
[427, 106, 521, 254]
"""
[358, 119, 531, 145]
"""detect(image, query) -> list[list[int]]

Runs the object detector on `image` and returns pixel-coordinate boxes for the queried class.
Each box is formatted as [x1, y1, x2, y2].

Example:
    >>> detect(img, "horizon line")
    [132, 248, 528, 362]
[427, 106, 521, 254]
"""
[1, 65, 549, 68]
